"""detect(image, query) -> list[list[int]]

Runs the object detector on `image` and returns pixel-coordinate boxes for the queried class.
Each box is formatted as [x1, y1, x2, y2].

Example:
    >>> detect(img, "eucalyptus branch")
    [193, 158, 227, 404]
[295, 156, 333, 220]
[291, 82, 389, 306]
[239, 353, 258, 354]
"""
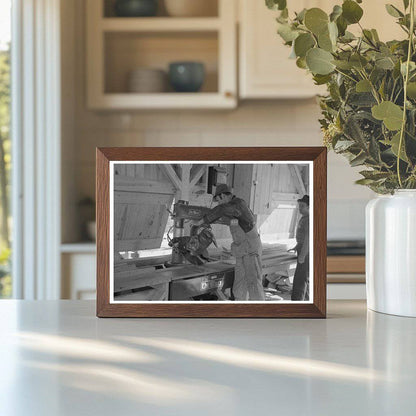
[358, 69, 381, 104]
[334, 68, 358, 83]
[397, 0, 415, 187]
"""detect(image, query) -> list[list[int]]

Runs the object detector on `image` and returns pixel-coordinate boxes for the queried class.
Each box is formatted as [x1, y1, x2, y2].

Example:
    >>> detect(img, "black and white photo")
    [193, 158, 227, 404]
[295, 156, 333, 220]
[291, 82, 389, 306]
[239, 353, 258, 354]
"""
[110, 162, 313, 303]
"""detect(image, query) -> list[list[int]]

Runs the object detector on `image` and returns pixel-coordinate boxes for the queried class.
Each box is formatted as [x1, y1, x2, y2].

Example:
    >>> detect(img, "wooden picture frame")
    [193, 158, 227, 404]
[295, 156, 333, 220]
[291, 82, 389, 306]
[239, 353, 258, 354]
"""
[96, 147, 327, 318]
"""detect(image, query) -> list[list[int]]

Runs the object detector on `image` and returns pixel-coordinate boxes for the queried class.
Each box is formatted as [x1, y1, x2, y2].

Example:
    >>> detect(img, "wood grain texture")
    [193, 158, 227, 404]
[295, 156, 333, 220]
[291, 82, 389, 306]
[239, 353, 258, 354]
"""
[96, 147, 327, 318]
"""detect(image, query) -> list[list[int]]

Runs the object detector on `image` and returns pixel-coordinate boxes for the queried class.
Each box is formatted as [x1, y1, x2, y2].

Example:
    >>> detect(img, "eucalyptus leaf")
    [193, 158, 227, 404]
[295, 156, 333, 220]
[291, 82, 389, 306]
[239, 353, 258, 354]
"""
[350, 54, 368, 68]
[385, 4, 404, 18]
[369, 136, 381, 162]
[382, 132, 409, 161]
[342, 0, 364, 24]
[277, 23, 299, 42]
[294, 33, 315, 57]
[334, 139, 355, 151]
[339, 31, 356, 42]
[371, 29, 380, 42]
[401, 61, 416, 76]
[313, 74, 332, 85]
[306, 48, 335, 75]
[295, 8, 307, 22]
[333, 59, 353, 70]
[359, 170, 391, 180]
[266, 0, 287, 11]
[356, 178, 377, 185]
[328, 21, 338, 45]
[318, 31, 334, 52]
[407, 82, 416, 99]
[304, 8, 329, 35]
[363, 29, 375, 44]
[372, 101, 404, 130]
[350, 152, 368, 166]
[375, 56, 396, 70]
[296, 57, 307, 69]
[356, 79, 372, 92]
[336, 15, 348, 36]
[330, 5, 343, 22]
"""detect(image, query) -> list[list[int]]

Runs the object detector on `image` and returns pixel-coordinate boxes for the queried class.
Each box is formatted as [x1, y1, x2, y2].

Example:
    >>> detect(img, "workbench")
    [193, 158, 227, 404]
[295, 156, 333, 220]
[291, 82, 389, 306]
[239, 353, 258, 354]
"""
[1, 300, 415, 415]
[114, 247, 297, 300]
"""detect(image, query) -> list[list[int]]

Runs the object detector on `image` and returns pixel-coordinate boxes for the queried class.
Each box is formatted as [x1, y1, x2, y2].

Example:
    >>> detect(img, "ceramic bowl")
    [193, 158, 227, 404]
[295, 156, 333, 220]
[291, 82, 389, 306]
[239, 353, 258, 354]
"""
[114, 0, 158, 17]
[127, 68, 167, 93]
[168, 62, 205, 93]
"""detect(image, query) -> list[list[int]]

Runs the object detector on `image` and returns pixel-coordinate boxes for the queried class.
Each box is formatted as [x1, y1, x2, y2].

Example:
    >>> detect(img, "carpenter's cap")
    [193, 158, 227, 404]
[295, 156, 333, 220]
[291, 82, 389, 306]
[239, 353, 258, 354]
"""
[297, 195, 310, 206]
[214, 183, 232, 199]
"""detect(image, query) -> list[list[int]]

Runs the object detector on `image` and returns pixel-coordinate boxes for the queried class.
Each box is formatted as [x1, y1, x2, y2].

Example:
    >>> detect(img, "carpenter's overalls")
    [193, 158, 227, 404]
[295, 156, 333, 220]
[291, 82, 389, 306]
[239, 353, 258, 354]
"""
[204, 197, 265, 301]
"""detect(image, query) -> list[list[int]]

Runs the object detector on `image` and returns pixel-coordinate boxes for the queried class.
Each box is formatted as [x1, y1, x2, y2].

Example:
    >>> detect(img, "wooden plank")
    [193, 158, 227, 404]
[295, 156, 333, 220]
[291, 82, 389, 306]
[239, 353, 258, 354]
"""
[115, 238, 163, 252]
[160, 164, 182, 190]
[272, 192, 300, 203]
[114, 177, 175, 194]
[135, 164, 145, 178]
[114, 191, 171, 205]
[126, 165, 135, 177]
[114, 164, 126, 176]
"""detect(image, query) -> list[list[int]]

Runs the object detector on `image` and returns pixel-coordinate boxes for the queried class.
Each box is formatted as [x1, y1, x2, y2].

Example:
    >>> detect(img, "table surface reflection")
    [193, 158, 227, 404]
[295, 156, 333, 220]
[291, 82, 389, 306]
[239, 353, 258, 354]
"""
[0, 300, 415, 416]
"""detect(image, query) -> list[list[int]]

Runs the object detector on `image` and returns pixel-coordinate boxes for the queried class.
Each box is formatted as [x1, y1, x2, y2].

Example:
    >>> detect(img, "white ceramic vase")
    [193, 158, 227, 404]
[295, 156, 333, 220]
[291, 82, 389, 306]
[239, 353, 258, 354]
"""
[366, 190, 416, 317]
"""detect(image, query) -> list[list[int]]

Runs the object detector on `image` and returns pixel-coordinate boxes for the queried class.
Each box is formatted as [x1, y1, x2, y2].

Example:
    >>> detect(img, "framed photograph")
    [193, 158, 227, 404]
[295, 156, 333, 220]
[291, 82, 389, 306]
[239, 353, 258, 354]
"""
[96, 147, 327, 318]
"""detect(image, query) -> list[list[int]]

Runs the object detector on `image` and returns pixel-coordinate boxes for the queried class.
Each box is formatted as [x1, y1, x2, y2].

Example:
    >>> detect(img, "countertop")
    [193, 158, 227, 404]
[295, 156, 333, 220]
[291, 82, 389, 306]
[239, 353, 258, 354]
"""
[0, 300, 415, 416]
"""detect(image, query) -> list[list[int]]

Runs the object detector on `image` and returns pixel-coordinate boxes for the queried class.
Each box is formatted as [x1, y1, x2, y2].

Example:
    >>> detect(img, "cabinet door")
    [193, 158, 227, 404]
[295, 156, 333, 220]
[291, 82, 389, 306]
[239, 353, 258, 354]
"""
[239, 0, 402, 99]
[239, 0, 322, 99]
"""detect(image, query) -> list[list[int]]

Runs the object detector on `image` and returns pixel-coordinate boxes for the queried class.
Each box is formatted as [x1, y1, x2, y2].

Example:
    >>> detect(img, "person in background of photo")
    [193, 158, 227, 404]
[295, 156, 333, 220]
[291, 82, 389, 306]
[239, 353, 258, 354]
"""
[195, 184, 265, 301]
[291, 195, 310, 301]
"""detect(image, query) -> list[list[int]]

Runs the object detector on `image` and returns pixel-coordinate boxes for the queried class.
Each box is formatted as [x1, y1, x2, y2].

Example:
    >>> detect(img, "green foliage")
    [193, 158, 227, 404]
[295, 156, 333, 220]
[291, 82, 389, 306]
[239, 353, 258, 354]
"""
[0, 45, 11, 291]
[0, 245, 10, 298]
[266, 0, 416, 193]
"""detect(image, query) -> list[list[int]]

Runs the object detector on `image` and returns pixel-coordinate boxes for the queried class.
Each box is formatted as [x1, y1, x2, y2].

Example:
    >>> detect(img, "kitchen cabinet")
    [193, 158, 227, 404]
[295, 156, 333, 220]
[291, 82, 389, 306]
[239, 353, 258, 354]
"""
[61, 245, 96, 300]
[238, 0, 404, 99]
[239, 0, 324, 99]
[86, 0, 237, 109]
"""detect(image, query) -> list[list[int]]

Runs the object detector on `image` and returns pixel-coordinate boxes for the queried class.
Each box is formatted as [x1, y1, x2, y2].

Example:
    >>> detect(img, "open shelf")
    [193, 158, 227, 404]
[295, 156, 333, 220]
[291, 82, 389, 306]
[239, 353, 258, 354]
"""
[90, 92, 235, 109]
[101, 17, 221, 32]
[86, 0, 236, 109]
[103, 0, 219, 18]
[104, 31, 219, 94]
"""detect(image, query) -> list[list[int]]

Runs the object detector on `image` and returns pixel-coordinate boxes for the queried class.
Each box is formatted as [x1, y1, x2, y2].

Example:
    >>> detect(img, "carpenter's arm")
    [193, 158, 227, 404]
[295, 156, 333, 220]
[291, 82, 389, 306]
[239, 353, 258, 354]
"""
[203, 202, 240, 224]
[203, 204, 226, 224]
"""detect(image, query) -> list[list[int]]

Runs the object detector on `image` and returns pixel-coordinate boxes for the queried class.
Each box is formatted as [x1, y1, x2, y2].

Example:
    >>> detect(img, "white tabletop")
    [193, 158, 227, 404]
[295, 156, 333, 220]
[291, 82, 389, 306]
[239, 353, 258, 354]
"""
[0, 300, 415, 416]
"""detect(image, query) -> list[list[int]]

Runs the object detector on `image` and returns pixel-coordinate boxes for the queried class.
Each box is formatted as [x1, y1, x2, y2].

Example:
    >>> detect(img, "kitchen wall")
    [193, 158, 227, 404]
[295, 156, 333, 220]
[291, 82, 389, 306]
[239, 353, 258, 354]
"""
[61, 0, 374, 243]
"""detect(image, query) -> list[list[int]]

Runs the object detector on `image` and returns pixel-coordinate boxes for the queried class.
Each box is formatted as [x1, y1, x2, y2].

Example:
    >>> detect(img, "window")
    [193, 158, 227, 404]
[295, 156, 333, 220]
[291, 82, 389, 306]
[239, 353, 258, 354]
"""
[0, 0, 11, 298]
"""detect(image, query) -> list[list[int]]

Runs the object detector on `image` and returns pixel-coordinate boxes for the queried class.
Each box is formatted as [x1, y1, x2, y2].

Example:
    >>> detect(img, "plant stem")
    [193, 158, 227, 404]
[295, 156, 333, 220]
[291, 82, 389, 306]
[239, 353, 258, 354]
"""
[397, 0, 415, 188]
[334, 68, 357, 83]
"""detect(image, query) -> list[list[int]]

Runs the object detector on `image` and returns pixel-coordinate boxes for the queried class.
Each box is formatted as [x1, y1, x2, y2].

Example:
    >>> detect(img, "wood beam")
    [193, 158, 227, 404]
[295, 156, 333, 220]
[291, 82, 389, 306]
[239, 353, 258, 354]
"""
[289, 165, 306, 195]
[160, 164, 182, 190]
[190, 165, 206, 187]
[180, 164, 191, 201]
